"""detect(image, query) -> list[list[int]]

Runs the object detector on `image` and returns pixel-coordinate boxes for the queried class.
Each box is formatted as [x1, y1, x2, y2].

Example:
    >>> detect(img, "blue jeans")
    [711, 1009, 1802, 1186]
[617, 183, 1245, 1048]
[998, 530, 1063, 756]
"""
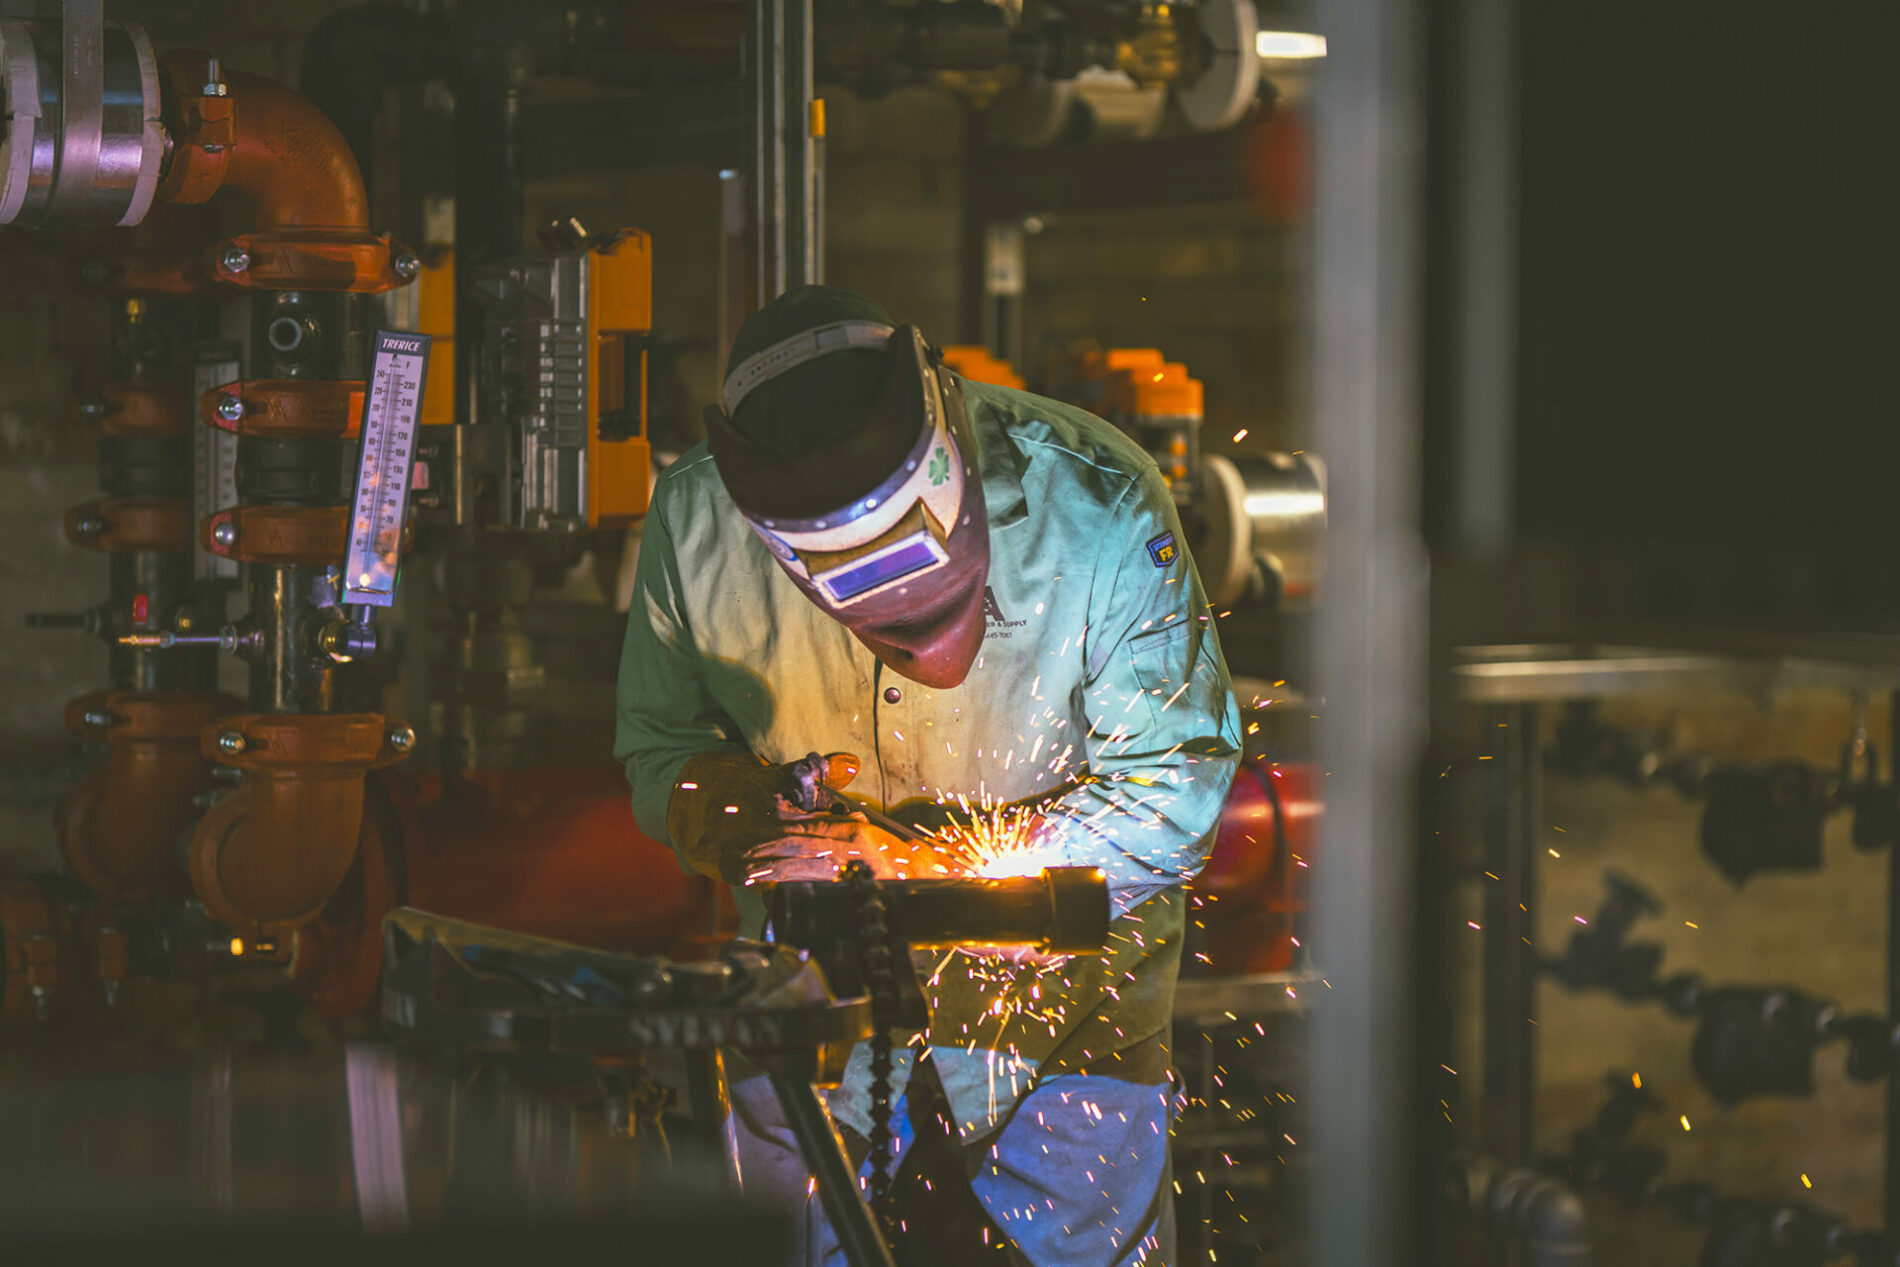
[729, 1061, 1175, 1266]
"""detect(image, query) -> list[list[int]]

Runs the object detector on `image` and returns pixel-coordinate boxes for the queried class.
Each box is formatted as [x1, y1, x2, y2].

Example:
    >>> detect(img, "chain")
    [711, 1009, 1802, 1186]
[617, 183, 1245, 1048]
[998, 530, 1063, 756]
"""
[843, 859, 899, 1234]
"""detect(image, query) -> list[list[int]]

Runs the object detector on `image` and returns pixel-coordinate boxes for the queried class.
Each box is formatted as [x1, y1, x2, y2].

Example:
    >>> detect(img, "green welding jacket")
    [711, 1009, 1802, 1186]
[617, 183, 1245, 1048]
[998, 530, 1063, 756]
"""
[615, 374, 1243, 1142]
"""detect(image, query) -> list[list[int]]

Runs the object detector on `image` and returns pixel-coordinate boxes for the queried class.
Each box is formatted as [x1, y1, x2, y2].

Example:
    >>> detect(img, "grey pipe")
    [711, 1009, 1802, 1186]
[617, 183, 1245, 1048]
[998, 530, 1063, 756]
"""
[1457, 1157, 1592, 1267]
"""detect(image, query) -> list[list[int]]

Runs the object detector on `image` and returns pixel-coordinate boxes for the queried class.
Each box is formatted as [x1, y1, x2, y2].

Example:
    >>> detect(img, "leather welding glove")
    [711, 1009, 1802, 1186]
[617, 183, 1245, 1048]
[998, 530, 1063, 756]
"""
[666, 751, 922, 885]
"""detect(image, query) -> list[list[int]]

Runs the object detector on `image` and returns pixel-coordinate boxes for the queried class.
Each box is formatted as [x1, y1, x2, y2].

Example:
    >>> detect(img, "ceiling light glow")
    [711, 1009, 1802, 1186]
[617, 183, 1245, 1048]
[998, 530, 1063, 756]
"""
[1256, 31, 1328, 59]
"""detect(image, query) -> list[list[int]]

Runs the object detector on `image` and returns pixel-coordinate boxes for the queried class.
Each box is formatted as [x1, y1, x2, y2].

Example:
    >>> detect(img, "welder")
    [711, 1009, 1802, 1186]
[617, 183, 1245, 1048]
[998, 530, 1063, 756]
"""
[616, 285, 1241, 1265]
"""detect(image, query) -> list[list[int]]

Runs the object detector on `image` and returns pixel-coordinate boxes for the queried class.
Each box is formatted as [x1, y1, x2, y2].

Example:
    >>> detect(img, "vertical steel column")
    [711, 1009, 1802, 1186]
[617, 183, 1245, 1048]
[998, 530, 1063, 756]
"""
[1482, 704, 1540, 1169]
[747, 0, 787, 302]
[452, 48, 528, 428]
[782, 0, 818, 290]
[1443, 0, 1519, 558]
[981, 220, 1026, 370]
[1309, 0, 1428, 1265]
[746, 0, 818, 301]
[1888, 689, 1900, 1233]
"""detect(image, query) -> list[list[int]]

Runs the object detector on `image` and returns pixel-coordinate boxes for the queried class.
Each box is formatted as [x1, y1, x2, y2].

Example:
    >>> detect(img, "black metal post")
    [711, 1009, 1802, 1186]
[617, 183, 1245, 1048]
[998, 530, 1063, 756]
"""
[452, 48, 528, 429]
[768, 1068, 897, 1267]
[746, 0, 786, 302]
[684, 1047, 743, 1191]
[1887, 689, 1900, 1233]
[1483, 702, 1540, 1168]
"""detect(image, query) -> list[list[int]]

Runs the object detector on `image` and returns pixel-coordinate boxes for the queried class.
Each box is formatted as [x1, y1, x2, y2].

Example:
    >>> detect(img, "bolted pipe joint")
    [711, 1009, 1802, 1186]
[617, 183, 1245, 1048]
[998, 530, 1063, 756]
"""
[187, 712, 415, 932]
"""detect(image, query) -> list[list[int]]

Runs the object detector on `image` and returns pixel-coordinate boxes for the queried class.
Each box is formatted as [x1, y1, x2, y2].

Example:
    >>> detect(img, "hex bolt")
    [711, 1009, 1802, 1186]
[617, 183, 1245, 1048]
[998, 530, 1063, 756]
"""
[220, 244, 250, 273]
[81, 709, 115, 728]
[386, 723, 417, 753]
[215, 730, 248, 756]
[210, 520, 238, 549]
[202, 56, 228, 98]
[77, 397, 111, 421]
[73, 515, 106, 537]
[214, 394, 246, 422]
[392, 250, 421, 281]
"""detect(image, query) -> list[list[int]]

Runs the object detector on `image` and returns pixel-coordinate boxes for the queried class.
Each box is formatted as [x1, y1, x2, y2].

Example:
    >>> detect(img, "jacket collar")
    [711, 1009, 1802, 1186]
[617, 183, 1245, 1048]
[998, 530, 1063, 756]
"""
[954, 376, 1029, 532]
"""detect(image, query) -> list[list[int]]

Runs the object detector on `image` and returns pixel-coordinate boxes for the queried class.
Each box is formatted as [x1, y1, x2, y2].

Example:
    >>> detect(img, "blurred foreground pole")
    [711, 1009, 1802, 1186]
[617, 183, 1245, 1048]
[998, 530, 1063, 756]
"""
[1308, 0, 1428, 1263]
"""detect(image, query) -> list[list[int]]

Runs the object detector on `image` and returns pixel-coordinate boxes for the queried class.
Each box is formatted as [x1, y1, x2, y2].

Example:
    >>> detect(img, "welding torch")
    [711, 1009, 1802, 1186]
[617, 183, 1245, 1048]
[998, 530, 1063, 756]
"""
[784, 751, 927, 842]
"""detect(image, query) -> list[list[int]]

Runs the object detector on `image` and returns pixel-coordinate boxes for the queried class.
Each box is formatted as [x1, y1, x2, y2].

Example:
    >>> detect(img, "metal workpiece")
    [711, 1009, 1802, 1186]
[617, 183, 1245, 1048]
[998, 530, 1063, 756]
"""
[0, 11, 164, 227]
[767, 867, 1112, 956]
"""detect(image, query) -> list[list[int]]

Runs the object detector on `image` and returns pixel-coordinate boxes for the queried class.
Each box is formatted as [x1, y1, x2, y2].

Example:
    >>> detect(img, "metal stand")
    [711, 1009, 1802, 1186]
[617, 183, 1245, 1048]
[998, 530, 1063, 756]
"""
[683, 1048, 744, 1193]
[1888, 689, 1900, 1235]
[769, 1064, 898, 1267]
[1482, 703, 1540, 1169]
[745, 0, 820, 302]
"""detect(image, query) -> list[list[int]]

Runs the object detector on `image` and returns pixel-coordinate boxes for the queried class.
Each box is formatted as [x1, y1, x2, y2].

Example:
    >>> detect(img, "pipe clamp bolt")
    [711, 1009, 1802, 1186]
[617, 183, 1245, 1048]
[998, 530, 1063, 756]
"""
[81, 710, 115, 728]
[211, 521, 238, 549]
[220, 245, 250, 273]
[215, 730, 247, 756]
[215, 395, 246, 422]
[74, 516, 106, 537]
[386, 724, 416, 753]
[392, 250, 420, 281]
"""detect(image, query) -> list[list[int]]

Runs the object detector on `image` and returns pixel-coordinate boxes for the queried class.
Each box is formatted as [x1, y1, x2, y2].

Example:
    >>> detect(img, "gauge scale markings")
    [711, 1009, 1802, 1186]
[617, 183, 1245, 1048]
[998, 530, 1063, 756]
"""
[345, 331, 432, 607]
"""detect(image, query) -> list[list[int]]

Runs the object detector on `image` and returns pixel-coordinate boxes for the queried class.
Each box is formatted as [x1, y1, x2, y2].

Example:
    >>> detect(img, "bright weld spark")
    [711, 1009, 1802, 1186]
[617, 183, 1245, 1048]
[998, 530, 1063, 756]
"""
[1680, 1115, 1691, 1131]
[1231, 428, 1248, 442]
[1548, 847, 1561, 857]
[929, 802, 1066, 879]
[1802, 1174, 1813, 1188]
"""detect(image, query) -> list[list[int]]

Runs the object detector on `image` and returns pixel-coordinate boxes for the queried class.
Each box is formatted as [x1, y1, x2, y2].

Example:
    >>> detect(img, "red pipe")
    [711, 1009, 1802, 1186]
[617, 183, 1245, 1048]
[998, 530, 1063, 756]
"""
[222, 69, 370, 231]
[156, 51, 368, 232]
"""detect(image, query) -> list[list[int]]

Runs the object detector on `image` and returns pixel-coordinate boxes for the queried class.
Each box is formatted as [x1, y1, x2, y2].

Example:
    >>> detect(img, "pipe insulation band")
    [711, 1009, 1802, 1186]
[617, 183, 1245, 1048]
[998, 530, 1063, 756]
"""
[0, 16, 161, 227]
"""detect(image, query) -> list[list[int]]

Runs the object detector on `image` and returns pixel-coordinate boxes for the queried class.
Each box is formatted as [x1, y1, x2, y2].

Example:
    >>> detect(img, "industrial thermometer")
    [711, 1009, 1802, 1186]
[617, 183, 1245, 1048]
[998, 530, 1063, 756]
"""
[345, 331, 432, 607]
[319, 330, 432, 662]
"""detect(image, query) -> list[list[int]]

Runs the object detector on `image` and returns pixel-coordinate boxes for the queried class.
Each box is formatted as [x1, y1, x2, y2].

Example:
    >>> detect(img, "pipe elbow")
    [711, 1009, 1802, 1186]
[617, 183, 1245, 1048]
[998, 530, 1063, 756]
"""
[224, 70, 370, 231]
[1520, 1180, 1590, 1263]
[1489, 1168, 1590, 1267]
[186, 713, 408, 933]
[58, 691, 239, 908]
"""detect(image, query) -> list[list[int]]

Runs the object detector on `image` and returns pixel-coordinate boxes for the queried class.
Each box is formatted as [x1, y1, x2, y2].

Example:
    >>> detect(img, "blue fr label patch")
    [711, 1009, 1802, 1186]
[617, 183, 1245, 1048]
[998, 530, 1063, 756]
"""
[1146, 532, 1178, 567]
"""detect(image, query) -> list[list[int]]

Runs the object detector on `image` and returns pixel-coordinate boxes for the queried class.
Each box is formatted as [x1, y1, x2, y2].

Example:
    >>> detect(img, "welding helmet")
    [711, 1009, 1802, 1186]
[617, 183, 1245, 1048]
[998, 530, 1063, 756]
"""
[706, 288, 991, 688]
